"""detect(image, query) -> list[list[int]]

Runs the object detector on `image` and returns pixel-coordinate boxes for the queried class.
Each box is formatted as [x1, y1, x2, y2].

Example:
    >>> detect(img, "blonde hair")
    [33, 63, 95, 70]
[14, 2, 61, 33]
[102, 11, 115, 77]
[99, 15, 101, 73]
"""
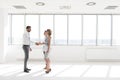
[47, 29, 52, 36]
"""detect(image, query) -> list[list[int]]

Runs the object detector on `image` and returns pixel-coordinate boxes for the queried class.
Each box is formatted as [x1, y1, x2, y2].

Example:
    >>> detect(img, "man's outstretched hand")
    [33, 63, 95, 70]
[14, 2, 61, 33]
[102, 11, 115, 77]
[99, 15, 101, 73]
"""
[35, 42, 40, 45]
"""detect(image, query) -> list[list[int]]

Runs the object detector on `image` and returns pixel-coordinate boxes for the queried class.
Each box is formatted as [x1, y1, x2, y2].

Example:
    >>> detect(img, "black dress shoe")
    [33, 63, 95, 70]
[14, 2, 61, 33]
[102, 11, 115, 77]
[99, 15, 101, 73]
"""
[24, 70, 29, 73]
[26, 68, 31, 71]
[45, 69, 51, 74]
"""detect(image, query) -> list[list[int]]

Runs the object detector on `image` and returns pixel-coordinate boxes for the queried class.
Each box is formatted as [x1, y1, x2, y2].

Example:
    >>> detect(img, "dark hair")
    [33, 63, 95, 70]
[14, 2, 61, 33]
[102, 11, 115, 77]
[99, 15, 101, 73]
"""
[47, 29, 52, 36]
[26, 26, 31, 29]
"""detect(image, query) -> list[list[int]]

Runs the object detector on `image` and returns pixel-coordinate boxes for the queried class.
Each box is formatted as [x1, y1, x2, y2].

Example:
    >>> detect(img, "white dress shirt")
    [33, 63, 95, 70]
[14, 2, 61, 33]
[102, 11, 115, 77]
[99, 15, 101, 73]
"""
[23, 31, 30, 45]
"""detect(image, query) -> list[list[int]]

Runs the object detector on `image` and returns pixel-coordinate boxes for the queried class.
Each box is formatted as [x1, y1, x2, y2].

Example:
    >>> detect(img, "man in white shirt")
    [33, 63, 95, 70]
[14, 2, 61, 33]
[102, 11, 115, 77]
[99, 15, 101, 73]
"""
[22, 26, 32, 73]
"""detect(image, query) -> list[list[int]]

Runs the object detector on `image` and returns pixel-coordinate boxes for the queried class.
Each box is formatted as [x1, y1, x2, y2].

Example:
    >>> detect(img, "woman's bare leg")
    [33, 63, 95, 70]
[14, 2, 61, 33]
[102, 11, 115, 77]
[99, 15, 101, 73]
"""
[44, 58, 47, 69]
[46, 58, 50, 70]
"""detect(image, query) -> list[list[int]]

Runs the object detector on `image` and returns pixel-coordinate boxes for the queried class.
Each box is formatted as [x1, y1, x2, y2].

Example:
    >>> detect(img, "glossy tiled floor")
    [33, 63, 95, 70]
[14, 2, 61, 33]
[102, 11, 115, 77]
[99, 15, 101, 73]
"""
[1, 62, 120, 80]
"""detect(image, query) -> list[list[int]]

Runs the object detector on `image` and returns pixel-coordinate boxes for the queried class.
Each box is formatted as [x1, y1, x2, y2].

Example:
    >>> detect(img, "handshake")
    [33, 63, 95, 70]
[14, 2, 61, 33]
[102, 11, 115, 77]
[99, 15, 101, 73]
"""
[35, 42, 42, 46]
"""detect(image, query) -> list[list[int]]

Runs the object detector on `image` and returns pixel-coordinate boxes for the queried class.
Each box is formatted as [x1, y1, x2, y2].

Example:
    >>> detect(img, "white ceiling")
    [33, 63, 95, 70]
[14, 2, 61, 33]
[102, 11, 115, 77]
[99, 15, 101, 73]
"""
[0, 0, 120, 14]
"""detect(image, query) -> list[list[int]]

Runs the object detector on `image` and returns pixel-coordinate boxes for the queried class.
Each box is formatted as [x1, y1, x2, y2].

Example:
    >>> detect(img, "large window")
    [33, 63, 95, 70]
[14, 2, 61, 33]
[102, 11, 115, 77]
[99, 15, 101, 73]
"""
[12, 15, 24, 44]
[40, 15, 53, 44]
[113, 15, 120, 45]
[97, 15, 111, 46]
[26, 15, 39, 41]
[54, 15, 67, 45]
[83, 15, 96, 45]
[68, 15, 82, 45]
[8, 14, 120, 46]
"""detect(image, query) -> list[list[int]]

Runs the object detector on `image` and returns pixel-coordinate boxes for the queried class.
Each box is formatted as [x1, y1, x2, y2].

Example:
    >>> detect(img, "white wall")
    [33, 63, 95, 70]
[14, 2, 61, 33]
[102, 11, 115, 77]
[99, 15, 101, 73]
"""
[1, 8, 120, 63]
[0, 8, 8, 63]
[6, 45, 85, 63]
[5, 45, 120, 63]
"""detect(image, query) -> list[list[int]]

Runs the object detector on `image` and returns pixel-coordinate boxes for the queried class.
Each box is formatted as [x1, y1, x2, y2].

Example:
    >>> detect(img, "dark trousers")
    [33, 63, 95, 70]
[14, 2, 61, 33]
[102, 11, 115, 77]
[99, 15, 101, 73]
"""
[23, 45, 30, 70]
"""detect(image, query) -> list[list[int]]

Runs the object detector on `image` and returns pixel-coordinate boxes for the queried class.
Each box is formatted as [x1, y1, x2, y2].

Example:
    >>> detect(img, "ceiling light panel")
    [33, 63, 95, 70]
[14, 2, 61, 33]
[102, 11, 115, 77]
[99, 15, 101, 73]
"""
[105, 6, 118, 9]
[13, 5, 26, 9]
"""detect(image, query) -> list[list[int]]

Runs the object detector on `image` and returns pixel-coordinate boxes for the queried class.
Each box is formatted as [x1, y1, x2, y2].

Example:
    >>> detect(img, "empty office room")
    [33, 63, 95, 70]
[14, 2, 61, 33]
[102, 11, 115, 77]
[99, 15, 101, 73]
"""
[1, 0, 120, 80]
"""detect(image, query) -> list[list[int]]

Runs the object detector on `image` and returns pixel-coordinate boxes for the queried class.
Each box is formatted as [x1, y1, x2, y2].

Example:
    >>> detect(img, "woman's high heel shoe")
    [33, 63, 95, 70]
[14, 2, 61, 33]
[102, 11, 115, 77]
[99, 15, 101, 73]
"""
[45, 69, 51, 73]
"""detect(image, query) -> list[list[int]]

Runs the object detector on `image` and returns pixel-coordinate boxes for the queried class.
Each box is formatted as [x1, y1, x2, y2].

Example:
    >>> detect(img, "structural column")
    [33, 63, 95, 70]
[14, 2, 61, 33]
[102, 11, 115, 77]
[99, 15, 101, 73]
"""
[0, 8, 8, 63]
